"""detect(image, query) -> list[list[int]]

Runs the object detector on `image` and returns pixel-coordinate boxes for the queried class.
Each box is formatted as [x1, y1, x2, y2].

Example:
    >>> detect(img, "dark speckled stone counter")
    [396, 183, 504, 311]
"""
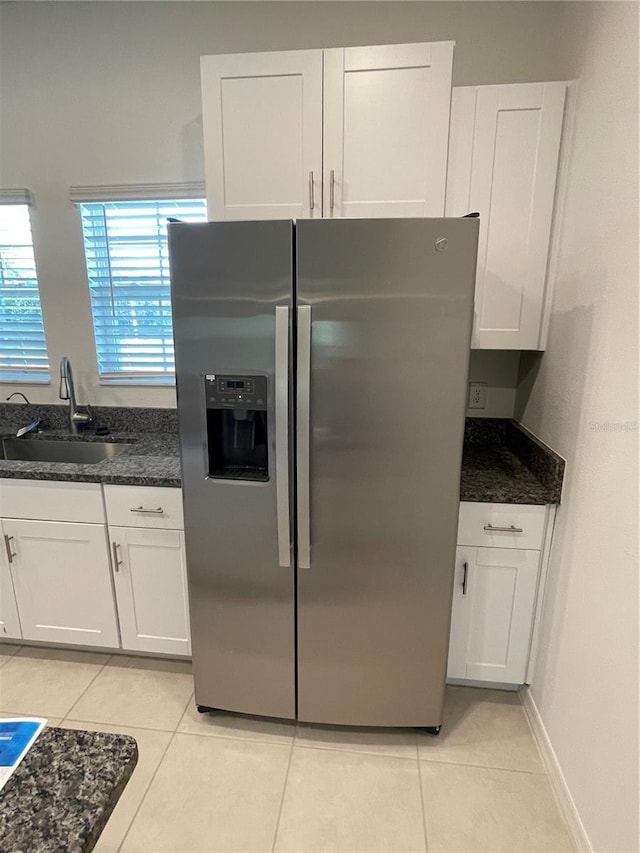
[461, 418, 564, 504]
[0, 431, 181, 487]
[0, 405, 563, 504]
[0, 726, 138, 853]
[461, 445, 558, 504]
[0, 404, 181, 487]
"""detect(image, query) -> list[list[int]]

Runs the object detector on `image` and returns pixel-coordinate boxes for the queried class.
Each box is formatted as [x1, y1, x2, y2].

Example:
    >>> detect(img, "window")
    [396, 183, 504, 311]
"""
[0, 201, 50, 382]
[78, 198, 207, 381]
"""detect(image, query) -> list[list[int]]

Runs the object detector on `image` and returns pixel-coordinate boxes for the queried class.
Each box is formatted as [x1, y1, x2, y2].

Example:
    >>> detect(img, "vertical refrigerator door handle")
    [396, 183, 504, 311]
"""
[297, 305, 312, 568]
[275, 306, 292, 568]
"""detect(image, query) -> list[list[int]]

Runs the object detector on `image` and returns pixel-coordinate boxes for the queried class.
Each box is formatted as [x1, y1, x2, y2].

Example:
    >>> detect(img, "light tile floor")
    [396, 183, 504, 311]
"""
[0, 643, 574, 852]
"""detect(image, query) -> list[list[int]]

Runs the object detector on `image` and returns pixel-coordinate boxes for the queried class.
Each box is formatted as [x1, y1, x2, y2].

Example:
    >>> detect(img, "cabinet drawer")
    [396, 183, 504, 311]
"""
[104, 485, 184, 530]
[0, 479, 103, 523]
[457, 502, 547, 550]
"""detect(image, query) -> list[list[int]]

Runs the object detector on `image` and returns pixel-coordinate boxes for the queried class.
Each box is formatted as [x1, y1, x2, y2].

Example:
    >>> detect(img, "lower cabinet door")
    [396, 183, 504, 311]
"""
[0, 522, 22, 640]
[110, 526, 191, 656]
[448, 546, 541, 684]
[5, 519, 119, 647]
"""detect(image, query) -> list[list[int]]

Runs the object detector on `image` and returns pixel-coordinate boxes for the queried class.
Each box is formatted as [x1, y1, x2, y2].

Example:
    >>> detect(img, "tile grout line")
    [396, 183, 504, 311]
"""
[270, 735, 295, 853]
[292, 741, 428, 762]
[0, 644, 23, 668]
[417, 752, 548, 776]
[115, 691, 193, 852]
[60, 717, 181, 736]
[416, 734, 430, 853]
[116, 728, 178, 853]
[49, 653, 114, 726]
[169, 725, 295, 747]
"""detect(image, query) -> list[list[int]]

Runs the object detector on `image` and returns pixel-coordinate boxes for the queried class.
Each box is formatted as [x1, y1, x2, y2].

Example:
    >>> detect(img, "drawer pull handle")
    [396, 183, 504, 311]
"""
[483, 524, 524, 533]
[461, 561, 468, 596]
[4, 534, 16, 564]
[111, 541, 123, 572]
[130, 506, 164, 514]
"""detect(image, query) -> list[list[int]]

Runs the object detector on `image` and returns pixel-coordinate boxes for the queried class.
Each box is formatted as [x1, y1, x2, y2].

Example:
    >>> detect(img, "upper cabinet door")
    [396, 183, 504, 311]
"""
[323, 42, 454, 218]
[201, 50, 323, 220]
[447, 82, 566, 349]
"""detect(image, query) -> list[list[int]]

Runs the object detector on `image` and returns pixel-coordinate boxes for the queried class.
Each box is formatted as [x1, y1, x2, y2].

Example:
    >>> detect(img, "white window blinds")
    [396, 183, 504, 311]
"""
[78, 198, 207, 380]
[0, 202, 50, 381]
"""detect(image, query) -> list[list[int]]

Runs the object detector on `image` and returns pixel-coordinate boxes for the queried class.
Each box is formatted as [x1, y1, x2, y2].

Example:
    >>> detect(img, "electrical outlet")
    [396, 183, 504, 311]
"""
[468, 382, 487, 409]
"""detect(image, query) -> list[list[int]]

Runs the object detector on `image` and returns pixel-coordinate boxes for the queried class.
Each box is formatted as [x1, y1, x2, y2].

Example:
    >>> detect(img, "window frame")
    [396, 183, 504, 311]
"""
[72, 184, 207, 385]
[0, 190, 51, 384]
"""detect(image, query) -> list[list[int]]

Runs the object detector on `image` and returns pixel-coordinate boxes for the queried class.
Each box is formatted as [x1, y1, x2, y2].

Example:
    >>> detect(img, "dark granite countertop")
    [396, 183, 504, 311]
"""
[461, 445, 557, 504]
[0, 406, 564, 504]
[0, 430, 181, 487]
[461, 418, 564, 504]
[0, 726, 138, 853]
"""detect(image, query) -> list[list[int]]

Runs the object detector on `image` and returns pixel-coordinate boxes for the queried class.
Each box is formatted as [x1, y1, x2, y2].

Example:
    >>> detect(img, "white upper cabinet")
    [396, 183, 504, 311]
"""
[201, 42, 454, 221]
[446, 82, 567, 349]
[323, 42, 454, 218]
[201, 50, 323, 220]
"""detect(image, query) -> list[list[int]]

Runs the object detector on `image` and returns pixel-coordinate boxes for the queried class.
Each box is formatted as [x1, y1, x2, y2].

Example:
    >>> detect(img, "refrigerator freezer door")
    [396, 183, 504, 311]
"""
[296, 218, 479, 727]
[169, 220, 295, 720]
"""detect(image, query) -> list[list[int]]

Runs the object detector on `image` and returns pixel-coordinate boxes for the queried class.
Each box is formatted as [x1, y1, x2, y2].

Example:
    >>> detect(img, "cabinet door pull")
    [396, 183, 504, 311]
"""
[329, 170, 335, 211]
[483, 524, 523, 533]
[461, 561, 468, 596]
[308, 171, 315, 211]
[112, 542, 123, 572]
[4, 534, 16, 564]
[130, 506, 164, 514]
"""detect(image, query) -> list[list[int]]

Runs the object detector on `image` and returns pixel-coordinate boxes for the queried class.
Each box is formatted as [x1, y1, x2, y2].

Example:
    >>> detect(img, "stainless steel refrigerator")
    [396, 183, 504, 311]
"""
[168, 217, 479, 729]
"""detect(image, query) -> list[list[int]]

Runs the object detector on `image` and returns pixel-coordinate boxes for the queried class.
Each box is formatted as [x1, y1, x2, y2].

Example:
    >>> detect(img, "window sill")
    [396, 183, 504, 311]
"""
[98, 377, 176, 387]
[0, 376, 51, 385]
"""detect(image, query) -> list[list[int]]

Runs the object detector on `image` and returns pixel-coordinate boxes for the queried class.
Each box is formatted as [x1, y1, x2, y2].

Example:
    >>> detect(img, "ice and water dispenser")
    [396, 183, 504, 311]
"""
[204, 374, 269, 482]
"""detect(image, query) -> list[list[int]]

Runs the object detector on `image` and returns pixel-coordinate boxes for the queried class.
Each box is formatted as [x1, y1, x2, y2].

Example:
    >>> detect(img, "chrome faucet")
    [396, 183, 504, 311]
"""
[5, 392, 41, 437]
[59, 356, 93, 434]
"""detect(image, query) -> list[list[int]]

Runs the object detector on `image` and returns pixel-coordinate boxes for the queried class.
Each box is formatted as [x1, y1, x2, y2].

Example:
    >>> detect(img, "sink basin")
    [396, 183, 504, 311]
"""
[0, 439, 133, 465]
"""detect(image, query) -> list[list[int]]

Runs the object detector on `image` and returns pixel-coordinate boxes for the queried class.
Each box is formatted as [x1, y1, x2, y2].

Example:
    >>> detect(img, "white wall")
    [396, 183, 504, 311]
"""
[516, 3, 639, 850]
[466, 350, 519, 418]
[0, 1, 570, 407]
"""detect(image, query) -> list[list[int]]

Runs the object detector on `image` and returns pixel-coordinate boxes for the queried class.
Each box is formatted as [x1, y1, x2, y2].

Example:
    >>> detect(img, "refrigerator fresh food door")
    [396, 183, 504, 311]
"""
[169, 220, 295, 720]
[296, 218, 479, 727]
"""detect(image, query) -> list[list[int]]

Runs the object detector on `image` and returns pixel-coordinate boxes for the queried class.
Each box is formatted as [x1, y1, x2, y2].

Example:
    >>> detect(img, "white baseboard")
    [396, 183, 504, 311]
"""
[521, 687, 592, 852]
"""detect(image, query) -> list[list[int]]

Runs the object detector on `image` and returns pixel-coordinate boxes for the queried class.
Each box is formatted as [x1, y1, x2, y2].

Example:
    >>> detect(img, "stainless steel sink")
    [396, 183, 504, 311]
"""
[0, 439, 133, 465]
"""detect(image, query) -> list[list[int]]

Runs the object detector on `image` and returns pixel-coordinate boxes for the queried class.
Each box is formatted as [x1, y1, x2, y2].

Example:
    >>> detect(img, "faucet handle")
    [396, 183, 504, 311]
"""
[72, 410, 93, 425]
[72, 405, 94, 429]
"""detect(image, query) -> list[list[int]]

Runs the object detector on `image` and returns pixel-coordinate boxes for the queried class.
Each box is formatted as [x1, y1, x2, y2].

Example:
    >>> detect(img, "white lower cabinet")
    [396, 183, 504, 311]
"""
[0, 533, 22, 639]
[110, 526, 191, 656]
[3, 519, 120, 648]
[0, 479, 191, 657]
[0, 476, 553, 683]
[448, 545, 541, 685]
[448, 501, 553, 687]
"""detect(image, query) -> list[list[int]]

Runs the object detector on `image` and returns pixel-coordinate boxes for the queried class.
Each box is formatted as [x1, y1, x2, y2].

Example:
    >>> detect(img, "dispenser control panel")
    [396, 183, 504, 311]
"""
[205, 374, 267, 410]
